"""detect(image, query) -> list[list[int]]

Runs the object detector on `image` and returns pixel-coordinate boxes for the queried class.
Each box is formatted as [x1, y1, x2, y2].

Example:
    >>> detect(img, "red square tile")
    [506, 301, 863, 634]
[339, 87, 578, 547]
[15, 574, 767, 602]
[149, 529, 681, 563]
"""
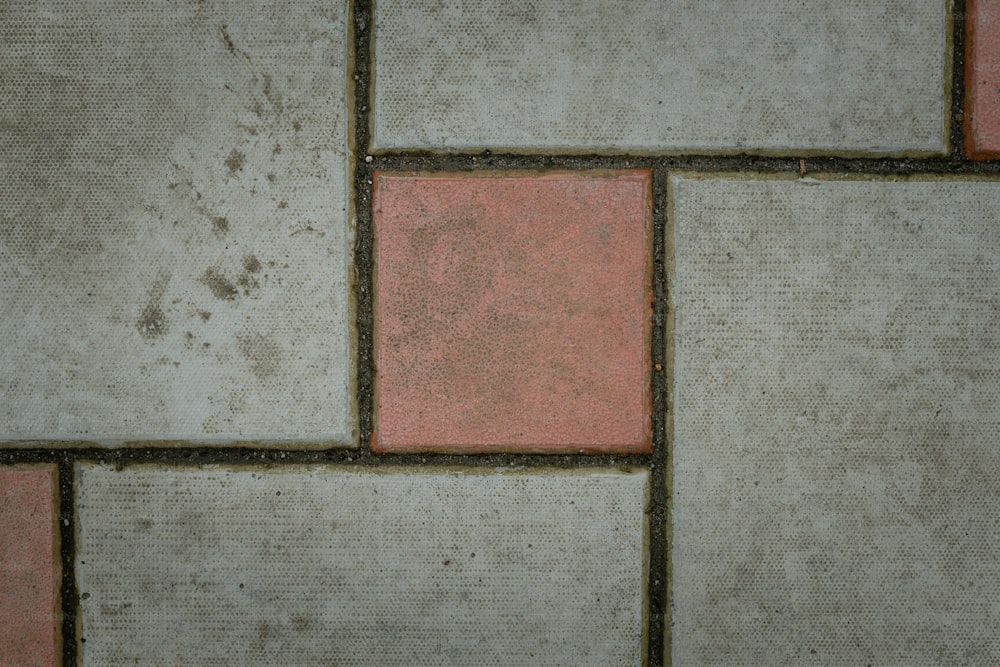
[0, 465, 60, 667]
[966, 0, 1000, 159]
[373, 171, 652, 453]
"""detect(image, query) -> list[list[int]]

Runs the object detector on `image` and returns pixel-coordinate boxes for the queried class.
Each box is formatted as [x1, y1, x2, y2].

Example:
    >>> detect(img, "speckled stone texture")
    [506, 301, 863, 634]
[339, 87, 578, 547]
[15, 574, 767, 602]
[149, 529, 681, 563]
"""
[965, 0, 1000, 158]
[373, 171, 652, 453]
[372, 0, 947, 154]
[0, 465, 60, 667]
[0, 0, 353, 446]
[671, 175, 1000, 666]
[75, 465, 649, 666]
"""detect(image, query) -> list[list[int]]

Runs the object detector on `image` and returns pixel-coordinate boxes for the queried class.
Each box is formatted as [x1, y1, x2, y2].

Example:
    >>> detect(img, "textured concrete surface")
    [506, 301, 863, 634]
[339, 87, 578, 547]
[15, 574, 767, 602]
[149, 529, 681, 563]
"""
[670, 175, 1000, 666]
[373, 172, 652, 453]
[372, 0, 947, 154]
[0, 0, 353, 445]
[75, 465, 648, 666]
[0, 465, 60, 667]
[965, 0, 1000, 158]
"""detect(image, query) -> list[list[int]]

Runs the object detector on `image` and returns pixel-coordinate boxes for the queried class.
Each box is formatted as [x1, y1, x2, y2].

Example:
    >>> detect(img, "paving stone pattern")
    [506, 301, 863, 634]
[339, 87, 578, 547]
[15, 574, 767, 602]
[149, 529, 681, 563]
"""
[0, 0, 353, 445]
[1, 1, 999, 665]
[0, 466, 60, 667]
[372, 0, 947, 154]
[75, 465, 648, 666]
[671, 176, 1000, 666]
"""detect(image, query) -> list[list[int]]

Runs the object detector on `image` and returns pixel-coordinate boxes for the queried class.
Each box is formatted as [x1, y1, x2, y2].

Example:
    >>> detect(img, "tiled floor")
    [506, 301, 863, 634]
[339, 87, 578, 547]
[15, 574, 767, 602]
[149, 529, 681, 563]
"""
[3, 1, 1000, 666]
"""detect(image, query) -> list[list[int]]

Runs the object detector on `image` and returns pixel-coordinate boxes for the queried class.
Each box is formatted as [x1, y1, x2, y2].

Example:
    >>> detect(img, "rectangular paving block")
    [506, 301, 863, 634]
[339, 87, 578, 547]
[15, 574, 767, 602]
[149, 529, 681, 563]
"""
[372, 0, 947, 154]
[965, 0, 1000, 158]
[0, 465, 60, 667]
[670, 175, 1000, 665]
[0, 0, 353, 445]
[75, 464, 648, 666]
[373, 171, 652, 453]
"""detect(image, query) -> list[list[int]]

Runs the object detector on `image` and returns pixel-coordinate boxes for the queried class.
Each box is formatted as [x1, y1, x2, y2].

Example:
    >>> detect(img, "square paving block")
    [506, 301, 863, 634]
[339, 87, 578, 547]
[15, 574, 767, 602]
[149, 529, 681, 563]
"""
[671, 175, 1000, 665]
[965, 0, 1000, 158]
[372, 0, 946, 154]
[0, 465, 60, 667]
[373, 171, 652, 453]
[75, 464, 649, 666]
[0, 0, 353, 445]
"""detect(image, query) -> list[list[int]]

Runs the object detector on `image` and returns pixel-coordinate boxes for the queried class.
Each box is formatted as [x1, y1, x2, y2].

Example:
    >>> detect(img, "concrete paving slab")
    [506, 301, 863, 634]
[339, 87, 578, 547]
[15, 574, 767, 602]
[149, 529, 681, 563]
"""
[670, 175, 1000, 665]
[965, 0, 1000, 158]
[372, 0, 947, 155]
[0, 0, 353, 446]
[75, 464, 648, 666]
[0, 465, 60, 667]
[373, 171, 652, 453]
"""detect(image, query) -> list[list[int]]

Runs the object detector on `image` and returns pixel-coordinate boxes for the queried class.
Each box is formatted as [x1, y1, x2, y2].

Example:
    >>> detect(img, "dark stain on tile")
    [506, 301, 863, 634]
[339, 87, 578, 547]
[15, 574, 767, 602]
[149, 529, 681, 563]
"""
[137, 273, 171, 339]
[201, 268, 238, 300]
[237, 332, 282, 380]
[262, 74, 283, 112]
[242, 254, 261, 274]
[136, 303, 167, 339]
[219, 24, 236, 55]
[224, 149, 245, 176]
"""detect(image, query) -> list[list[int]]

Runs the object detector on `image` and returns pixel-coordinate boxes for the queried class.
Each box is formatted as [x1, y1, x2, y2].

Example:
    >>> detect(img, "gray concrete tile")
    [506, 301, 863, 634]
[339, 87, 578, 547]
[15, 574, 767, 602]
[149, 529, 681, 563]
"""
[671, 175, 1000, 665]
[75, 465, 648, 665]
[0, 1, 353, 445]
[372, 0, 947, 154]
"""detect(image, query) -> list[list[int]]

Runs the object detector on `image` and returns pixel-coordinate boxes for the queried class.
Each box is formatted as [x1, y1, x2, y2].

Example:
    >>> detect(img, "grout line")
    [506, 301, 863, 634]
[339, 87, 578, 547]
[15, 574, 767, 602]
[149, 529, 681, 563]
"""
[57, 455, 77, 667]
[2, 447, 654, 469]
[352, 0, 375, 453]
[954, 0, 967, 158]
[364, 153, 1000, 175]
[661, 170, 680, 667]
[644, 167, 669, 667]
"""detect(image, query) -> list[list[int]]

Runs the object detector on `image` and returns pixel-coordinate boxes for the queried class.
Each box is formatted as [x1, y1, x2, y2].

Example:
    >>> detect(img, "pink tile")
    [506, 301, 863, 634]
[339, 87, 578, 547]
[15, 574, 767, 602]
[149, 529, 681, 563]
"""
[373, 171, 652, 454]
[966, 0, 1000, 158]
[0, 466, 60, 667]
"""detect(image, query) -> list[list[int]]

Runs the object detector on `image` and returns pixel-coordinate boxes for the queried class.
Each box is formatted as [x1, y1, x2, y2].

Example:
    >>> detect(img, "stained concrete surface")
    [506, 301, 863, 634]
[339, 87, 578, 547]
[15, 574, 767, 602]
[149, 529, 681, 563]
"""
[75, 464, 648, 666]
[0, 0, 354, 445]
[372, 0, 947, 154]
[671, 175, 1000, 666]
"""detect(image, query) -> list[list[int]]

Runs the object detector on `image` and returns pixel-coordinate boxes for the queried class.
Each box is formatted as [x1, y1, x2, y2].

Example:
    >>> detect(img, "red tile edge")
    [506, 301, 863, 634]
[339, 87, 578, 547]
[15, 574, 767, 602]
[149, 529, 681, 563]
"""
[965, 0, 985, 158]
[0, 464, 61, 667]
[965, 0, 1000, 159]
[371, 439, 653, 456]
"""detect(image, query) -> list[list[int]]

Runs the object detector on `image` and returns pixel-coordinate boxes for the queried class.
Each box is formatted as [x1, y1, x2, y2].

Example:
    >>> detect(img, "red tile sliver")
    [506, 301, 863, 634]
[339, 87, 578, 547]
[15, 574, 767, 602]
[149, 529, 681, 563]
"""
[965, 0, 1000, 158]
[373, 170, 652, 454]
[0, 465, 60, 667]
